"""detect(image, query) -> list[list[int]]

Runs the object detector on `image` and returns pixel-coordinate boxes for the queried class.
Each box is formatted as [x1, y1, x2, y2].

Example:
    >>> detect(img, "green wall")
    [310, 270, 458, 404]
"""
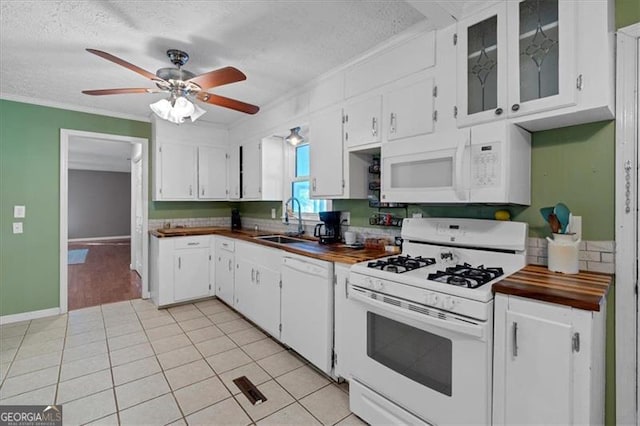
[616, 0, 640, 29]
[0, 100, 149, 316]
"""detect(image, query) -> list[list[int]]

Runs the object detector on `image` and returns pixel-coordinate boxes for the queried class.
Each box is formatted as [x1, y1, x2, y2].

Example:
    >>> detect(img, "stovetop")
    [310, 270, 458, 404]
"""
[427, 263, 504, 289]
[367, 255, 436, 274]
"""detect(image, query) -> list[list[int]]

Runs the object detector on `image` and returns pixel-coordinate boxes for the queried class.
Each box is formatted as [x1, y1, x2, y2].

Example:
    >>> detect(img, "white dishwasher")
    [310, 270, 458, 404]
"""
[281, 253, 334, 376]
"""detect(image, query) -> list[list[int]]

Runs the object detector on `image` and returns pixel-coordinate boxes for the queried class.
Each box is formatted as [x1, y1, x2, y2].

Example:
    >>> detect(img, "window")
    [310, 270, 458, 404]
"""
[285, 142, 330, 219]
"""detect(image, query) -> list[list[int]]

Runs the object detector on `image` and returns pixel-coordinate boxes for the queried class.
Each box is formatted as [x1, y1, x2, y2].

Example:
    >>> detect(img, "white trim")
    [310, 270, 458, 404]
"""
[68, 235, 131, 242]
[615, 26, 640, 426]
[0, 307, 61, 326]
[60, 129, 150, 314]
[1, 93, 151, 123]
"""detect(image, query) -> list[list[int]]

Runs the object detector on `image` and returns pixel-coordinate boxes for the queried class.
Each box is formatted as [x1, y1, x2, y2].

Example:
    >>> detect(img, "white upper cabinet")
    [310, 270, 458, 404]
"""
[456, 0, 613, 131]
[384, 75, 436, 142]
[156, 143, 197, 200]
[344, 95, 382, 150]
[506, 0, 577, 118]
[457, 3, 508, 127]
[198, 146, 228, 200]
[237, 136, 283, 201]
[309, 106, 345, 198]
[241, 139, 261, 200]
[227, 144, 241, 200]
[152, 116, 229, 201]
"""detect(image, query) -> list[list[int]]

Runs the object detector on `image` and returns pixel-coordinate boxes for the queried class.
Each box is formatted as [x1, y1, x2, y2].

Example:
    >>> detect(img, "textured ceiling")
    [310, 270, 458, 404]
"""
[0, 1, 429, 125]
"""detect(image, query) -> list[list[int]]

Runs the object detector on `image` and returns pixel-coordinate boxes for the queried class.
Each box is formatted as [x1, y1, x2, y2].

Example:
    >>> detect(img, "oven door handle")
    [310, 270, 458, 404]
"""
[349, 288, 485, 339]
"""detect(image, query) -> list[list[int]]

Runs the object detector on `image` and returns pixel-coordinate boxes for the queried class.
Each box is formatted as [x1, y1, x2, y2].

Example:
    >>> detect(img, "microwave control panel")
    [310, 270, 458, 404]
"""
[471, 142, 501, 188]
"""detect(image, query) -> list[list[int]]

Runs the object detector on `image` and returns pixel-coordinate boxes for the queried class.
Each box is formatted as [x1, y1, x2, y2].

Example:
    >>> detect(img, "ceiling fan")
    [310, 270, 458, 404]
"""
[82, 48, 259, 123]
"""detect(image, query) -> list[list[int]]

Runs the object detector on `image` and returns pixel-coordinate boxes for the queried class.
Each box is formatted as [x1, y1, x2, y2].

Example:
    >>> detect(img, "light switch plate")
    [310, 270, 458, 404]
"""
[271, 208, 276, 219]
[13, 222, 23, 234]
[14, 205, 25, 218]
[412, 213, 423, 218]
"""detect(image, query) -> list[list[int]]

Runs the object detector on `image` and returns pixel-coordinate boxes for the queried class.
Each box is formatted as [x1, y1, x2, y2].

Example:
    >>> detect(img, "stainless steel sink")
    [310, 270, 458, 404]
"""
[254, 235, 309, 244]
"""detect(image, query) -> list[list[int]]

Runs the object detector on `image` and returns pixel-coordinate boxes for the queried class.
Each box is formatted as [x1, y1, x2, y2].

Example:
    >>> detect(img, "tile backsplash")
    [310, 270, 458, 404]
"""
[527, 237, 615, 274]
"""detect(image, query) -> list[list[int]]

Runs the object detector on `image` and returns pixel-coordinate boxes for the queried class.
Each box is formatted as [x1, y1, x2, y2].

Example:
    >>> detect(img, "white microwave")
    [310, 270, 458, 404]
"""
[381, 121, 531, 204]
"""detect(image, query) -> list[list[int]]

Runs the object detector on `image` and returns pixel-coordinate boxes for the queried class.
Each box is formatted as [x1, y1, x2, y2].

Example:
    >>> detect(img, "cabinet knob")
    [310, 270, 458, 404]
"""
[511, 104, 520, 112]
[372, 117, 377, 136]
[494, 108, 503, 115]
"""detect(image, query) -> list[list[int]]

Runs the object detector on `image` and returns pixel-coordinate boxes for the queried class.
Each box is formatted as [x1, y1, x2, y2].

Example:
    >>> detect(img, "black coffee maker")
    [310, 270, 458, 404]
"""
[314, 211, 342, 244]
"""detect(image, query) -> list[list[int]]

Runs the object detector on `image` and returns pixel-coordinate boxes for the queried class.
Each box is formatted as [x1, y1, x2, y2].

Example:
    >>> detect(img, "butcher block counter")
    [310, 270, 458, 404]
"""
[150, 226, 388, 265]
[493, 264, 613, 311]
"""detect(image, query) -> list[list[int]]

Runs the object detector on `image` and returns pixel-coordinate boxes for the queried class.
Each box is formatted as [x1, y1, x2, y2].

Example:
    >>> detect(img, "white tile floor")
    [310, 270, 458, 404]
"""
[0, 298, 366, 426]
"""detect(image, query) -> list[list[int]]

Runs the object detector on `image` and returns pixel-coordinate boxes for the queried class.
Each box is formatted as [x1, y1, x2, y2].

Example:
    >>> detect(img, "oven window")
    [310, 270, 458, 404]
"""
[367, 312, 452, 396]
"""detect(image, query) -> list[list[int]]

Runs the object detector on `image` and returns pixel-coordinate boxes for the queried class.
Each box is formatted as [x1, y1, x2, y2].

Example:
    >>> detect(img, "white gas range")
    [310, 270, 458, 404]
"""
[343, 218, 528, 426]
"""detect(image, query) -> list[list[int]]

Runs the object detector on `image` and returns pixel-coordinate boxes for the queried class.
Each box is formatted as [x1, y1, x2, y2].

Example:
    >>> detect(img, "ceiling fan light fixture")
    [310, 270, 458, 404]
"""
[285, 127, 304, 146]
[150, 96, 205, 124]
[190, 103, 207, 122]
[149, 98, 172, 120]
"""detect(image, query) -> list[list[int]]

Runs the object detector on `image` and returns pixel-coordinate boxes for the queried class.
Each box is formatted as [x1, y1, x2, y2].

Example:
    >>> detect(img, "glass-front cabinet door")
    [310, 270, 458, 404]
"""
[457, 3, 507, 127]
[507, 0, 577, 116]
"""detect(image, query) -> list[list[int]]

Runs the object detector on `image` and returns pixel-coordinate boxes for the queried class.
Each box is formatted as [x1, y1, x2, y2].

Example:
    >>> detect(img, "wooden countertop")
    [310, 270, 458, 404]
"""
[150, 227, 388, 265]
[493, 265, 613, 311]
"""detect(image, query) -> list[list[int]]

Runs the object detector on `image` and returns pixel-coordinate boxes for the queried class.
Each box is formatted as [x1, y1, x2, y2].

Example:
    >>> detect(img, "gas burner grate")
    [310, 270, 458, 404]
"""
[428, 263, 504, 289]
[367, 255, 436, 273]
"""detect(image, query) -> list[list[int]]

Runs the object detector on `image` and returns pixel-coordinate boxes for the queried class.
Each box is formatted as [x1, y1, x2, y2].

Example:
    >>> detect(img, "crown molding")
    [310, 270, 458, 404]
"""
[0, 92, 151, 123]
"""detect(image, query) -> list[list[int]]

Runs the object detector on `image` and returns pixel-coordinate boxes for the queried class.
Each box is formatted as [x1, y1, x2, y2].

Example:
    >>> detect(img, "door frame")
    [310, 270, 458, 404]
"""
[615, 22, 640, 426]
[60, 129, 150, 313]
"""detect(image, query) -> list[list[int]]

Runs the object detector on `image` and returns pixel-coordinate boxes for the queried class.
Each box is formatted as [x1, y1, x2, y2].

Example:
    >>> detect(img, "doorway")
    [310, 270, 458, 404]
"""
[614, 23, 640, 426]
[60, 129, 149, 313]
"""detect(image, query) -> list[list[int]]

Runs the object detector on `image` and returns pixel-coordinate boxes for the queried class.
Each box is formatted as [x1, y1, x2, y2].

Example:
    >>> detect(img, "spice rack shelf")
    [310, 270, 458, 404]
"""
[368, 157, 407, 227]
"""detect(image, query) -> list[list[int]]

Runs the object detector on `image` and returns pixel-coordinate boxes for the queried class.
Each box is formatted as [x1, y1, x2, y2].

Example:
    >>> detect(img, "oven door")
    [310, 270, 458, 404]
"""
[344, 285, 492, 425]
[381, 129, 470, 203]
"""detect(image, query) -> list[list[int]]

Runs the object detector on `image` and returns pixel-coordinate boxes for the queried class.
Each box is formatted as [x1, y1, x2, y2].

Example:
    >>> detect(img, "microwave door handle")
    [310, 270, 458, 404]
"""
[454, 137, 466, 200]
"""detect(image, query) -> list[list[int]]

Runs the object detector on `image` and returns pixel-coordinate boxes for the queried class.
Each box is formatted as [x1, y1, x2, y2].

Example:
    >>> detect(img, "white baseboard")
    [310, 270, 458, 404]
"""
[69, 235, 131, 242]
[0, 307, 62, 325]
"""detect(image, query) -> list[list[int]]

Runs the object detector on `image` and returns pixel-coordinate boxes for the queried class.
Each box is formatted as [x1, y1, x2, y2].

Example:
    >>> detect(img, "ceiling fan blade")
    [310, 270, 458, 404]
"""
[86, 49, 165, 82]
[187, 67, 246, 90]
[82, 88, 162, 95]
[197, 92, 259, 115]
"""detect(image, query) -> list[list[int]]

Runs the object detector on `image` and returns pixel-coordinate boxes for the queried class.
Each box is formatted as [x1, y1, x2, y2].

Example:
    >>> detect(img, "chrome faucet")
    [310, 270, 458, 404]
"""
[284, 196, 304, 236]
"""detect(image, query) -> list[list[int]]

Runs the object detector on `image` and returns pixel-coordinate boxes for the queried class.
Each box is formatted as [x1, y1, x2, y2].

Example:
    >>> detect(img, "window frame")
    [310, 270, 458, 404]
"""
[283, 141, 331, 223]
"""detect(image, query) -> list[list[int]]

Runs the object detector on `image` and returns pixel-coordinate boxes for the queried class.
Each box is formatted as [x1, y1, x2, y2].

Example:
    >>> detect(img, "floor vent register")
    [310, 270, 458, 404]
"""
[233, 376, 267, 405]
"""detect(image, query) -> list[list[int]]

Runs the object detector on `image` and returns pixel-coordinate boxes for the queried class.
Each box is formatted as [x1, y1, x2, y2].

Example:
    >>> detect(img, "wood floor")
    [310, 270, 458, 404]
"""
[68, 239, 141, 311]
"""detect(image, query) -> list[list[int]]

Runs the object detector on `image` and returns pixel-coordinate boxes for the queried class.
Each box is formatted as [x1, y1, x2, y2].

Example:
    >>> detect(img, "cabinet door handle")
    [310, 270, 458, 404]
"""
[189, 185, 193, 196]
[312, 178, 317, 192]
[228, 259, 232, 271]
[178, 256, 182, 269]
[251, 268, 255, 282]
[372, 117, 377, 136]
[187, 242, 199, 246]
[389, 113, 396, 134]
[201, 186, 205, 196]
[256, 270, 260, 284]
[576, 74, 583, 91]
[512, 322, 518, 357]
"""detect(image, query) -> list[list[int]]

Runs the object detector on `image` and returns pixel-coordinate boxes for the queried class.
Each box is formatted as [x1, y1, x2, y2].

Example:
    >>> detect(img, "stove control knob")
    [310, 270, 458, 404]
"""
[364, 277, 374, 288]
[375, 280, 385, 291]
[425, 293, 437, 305]
[442, 296, 456, 310]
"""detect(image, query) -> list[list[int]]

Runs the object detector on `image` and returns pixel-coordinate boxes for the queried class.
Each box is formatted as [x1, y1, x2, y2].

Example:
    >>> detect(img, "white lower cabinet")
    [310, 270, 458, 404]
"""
[234, 241, 282, 338]
[150, 235, 211, 307]
[493, 294, 606, 425]
[281, 254, 334, 376]
[214, 237, 235, 305]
